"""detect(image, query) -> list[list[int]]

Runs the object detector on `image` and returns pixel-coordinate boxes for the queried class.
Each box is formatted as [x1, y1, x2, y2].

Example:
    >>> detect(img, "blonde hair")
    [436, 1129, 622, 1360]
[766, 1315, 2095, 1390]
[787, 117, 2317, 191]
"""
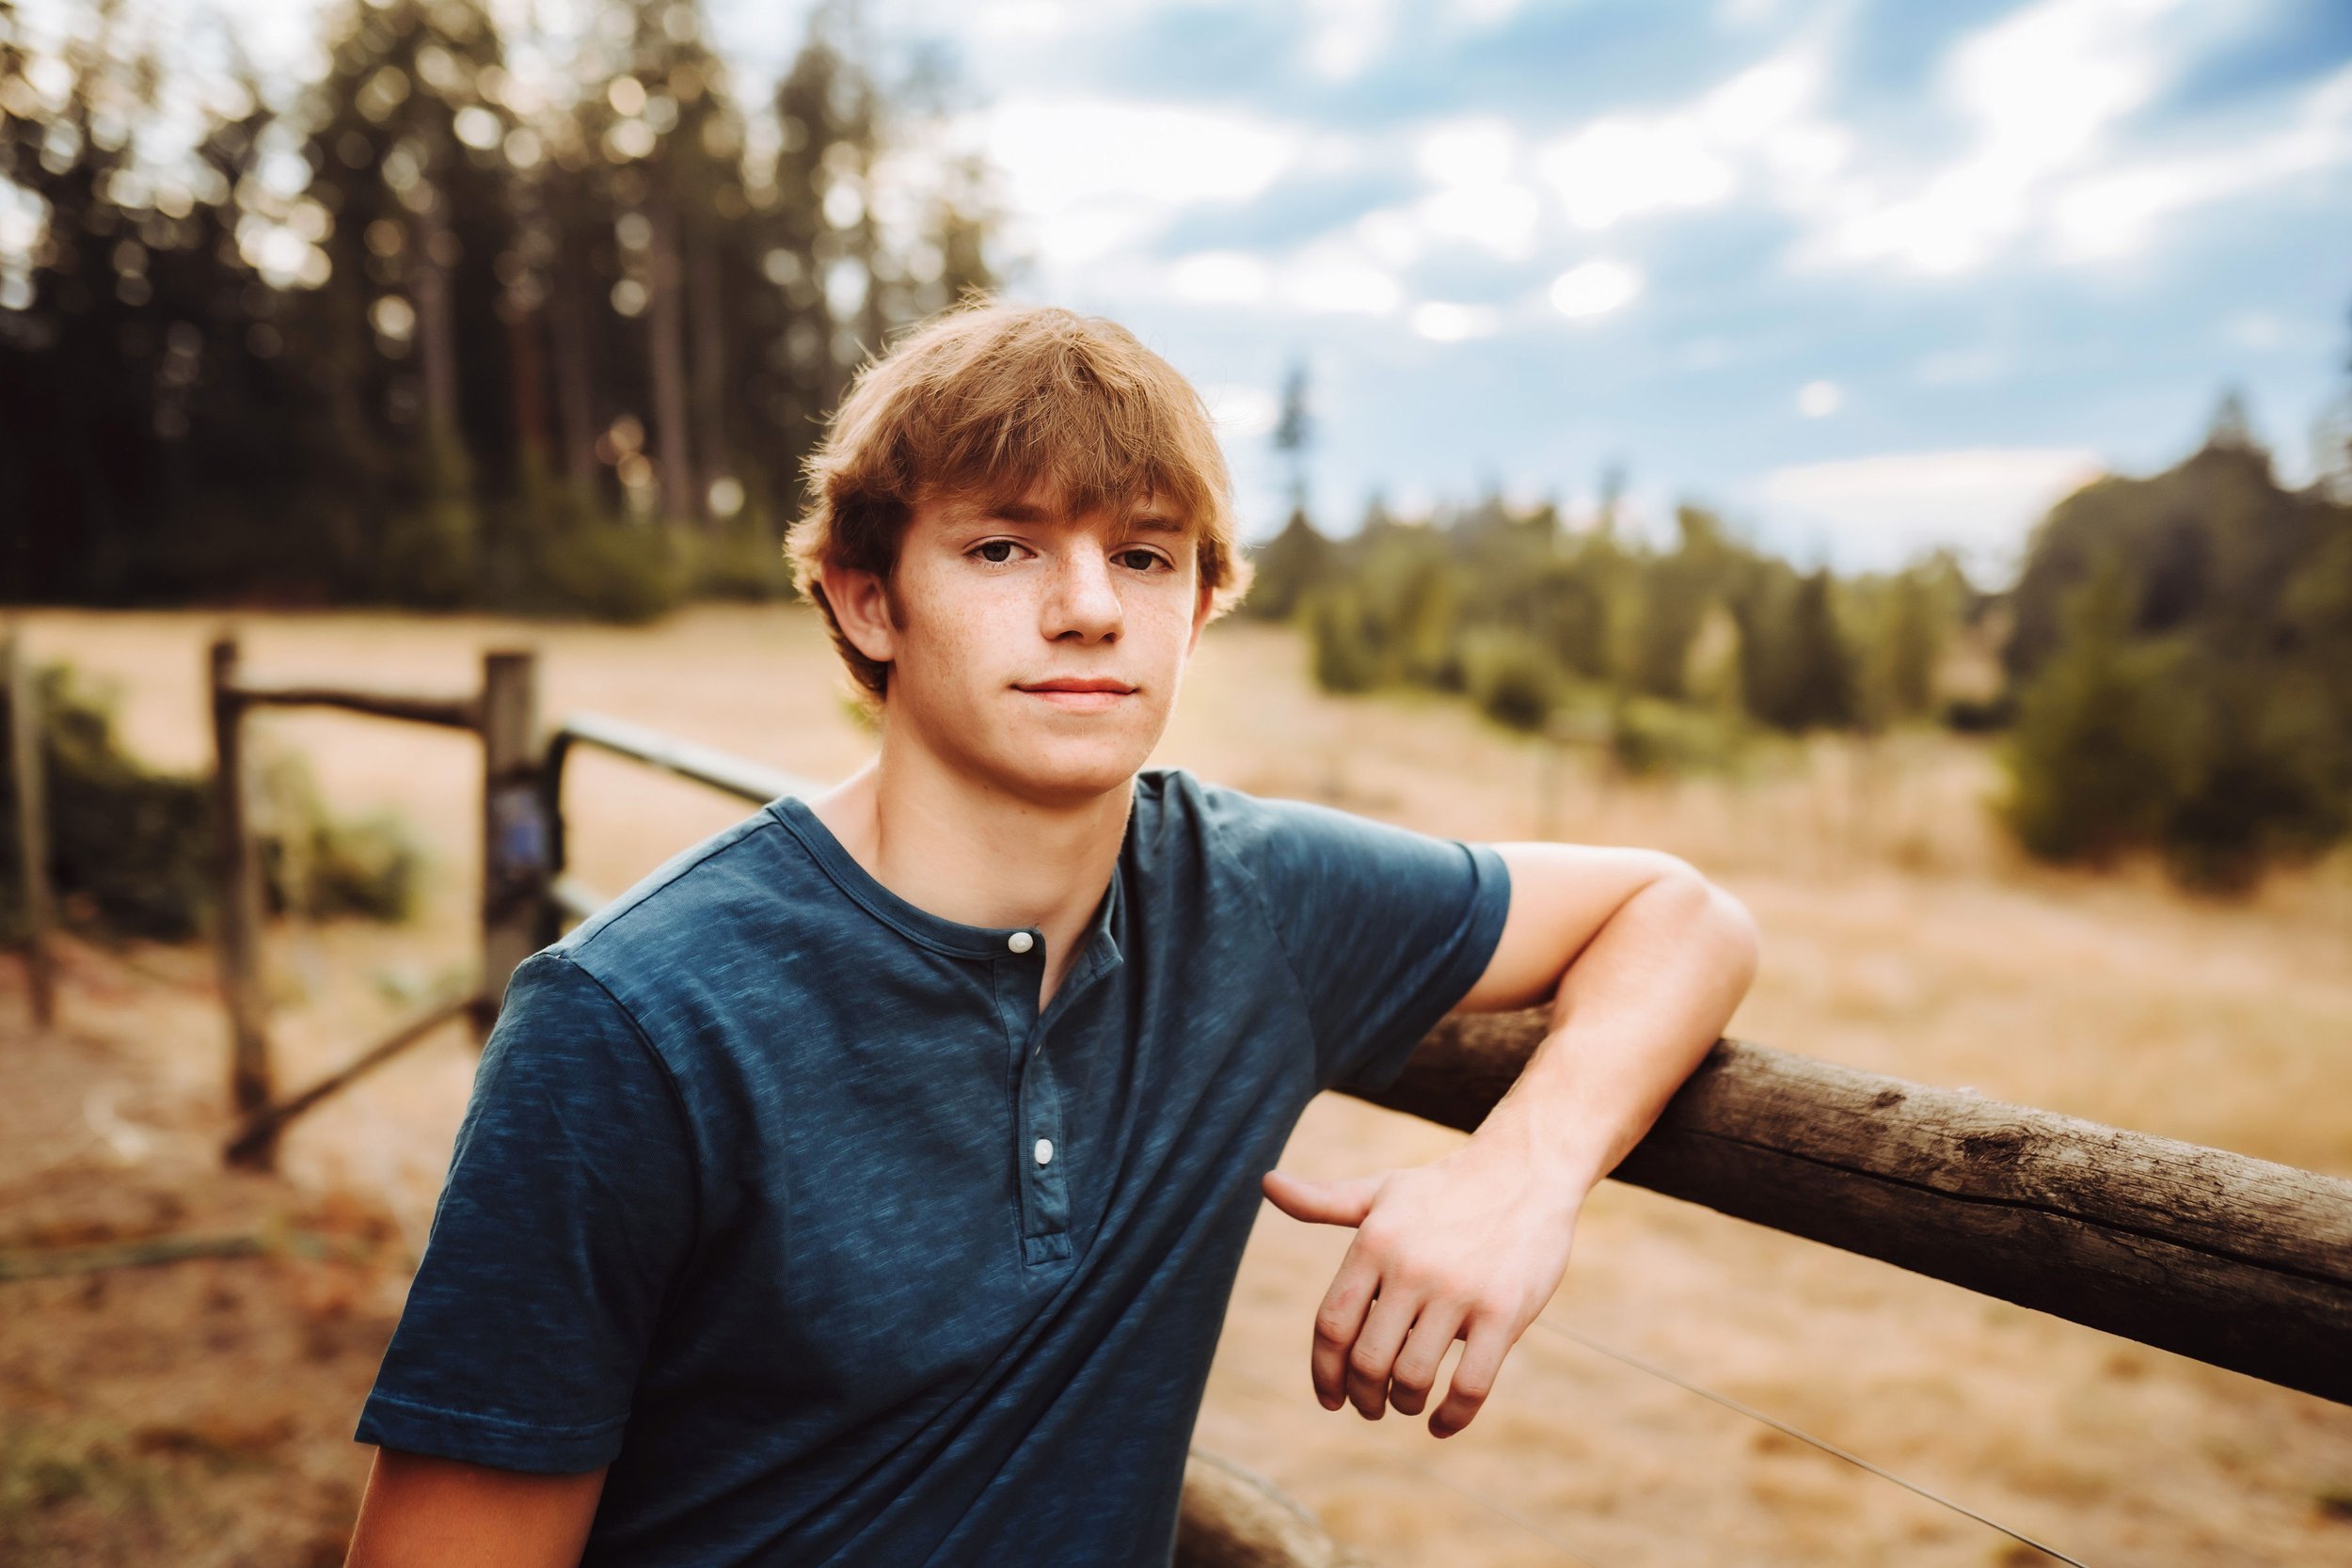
[787, 300, 1253, 700]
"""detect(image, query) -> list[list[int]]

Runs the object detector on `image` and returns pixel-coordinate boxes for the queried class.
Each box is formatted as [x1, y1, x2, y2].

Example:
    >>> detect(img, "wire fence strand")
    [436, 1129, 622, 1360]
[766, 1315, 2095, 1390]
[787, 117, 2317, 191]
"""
[1527, 1315, 2098, 1568]
[1217, 1361, 1616, 1568]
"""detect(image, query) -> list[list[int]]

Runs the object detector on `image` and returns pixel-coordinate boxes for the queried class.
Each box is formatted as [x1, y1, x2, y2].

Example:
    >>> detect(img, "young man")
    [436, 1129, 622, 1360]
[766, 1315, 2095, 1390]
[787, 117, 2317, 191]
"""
[343, 303, 1758, 1567]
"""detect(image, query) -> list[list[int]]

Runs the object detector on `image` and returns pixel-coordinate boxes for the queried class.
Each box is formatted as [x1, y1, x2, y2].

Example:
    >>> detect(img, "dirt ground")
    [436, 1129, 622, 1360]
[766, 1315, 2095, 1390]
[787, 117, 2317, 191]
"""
[3, 604, 2349, 1567]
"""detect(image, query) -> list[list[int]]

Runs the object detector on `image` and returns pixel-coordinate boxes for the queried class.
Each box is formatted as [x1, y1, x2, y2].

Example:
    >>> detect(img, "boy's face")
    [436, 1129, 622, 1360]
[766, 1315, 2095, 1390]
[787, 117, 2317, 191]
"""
[825, 482, 1216, 807]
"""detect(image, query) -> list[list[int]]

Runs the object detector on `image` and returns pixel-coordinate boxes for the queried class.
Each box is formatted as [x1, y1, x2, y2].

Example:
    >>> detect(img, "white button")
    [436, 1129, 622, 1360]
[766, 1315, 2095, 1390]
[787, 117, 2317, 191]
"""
[1033, 1138, 1054, 1166]
[1008, 930, 1035, 955]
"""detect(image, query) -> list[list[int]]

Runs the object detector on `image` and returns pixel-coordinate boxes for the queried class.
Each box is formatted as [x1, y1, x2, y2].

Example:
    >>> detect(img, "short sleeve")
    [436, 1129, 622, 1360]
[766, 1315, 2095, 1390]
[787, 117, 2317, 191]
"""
[1208, 784, 1512, 1096]
[354, 949, 699, 1473]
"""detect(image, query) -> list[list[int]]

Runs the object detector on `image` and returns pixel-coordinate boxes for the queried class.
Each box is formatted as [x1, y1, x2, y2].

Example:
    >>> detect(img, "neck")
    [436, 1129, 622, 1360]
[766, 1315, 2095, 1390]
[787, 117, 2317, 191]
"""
[806, 723, 1132, 1008]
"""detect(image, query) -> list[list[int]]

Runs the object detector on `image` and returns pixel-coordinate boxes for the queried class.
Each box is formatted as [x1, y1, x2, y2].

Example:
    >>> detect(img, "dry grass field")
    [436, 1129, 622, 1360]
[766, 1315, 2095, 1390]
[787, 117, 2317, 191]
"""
[3, 604, 2349, 1567]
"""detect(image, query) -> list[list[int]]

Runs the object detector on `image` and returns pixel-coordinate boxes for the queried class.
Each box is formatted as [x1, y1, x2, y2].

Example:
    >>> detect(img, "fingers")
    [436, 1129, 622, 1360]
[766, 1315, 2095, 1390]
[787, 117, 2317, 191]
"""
[1429, 1317, 1513, 1438]
[1309, 1244, 1381, 1410]
[1343, 1291, 1419, 1418]
[1262, 1169, 1385, 1227]
[1386, 1301, 1468, 1418]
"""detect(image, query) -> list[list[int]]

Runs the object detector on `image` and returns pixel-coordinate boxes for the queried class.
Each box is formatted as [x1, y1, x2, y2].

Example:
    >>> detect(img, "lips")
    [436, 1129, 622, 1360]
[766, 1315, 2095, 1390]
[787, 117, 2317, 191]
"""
[1014, 677, 1137, 711]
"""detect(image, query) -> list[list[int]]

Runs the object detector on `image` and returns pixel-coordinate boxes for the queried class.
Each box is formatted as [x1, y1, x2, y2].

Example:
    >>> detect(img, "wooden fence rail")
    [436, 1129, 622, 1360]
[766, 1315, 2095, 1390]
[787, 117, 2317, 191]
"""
[1361, 1012, 2352, 1406]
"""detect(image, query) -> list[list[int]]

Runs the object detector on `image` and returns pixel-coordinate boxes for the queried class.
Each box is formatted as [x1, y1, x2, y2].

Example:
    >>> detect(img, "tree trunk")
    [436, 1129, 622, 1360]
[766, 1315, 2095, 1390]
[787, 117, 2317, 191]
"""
[411, 185, 459, 444]
[505, 304, 551, 471]
[646, 195, 696, 525]
[686, 225, 730, 526]
[548, 241, 598, 491]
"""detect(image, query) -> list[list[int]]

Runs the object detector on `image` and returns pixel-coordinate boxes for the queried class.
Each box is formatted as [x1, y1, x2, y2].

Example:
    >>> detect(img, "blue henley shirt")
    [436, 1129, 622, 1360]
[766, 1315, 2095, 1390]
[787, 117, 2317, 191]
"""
[355, 767, 1512, 1565]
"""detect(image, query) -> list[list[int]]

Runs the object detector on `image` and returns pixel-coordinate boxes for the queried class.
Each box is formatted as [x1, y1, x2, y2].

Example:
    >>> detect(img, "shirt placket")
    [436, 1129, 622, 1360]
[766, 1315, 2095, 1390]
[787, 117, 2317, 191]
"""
[993, 929, 1107, 1268]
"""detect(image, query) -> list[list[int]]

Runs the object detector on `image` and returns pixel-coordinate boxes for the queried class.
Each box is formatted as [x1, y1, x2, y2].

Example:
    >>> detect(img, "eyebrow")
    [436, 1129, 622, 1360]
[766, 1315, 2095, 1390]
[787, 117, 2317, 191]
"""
[978, 500, 1187, 535]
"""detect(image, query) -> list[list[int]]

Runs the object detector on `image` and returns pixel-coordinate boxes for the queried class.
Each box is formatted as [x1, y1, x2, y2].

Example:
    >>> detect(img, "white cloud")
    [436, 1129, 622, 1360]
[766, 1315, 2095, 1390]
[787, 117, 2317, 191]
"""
[1409, 118, 1541, 258]
[1549, 260, 1644, 319]
[1780, 0, 2352, 277]
[1535, 114, 1736, 231]
[1796, 379, 1842, 417]
[1756, 447, 2106, 575]
[976, 98, 1300, 268]
[1807, 0, 2180, 273]
[1202, 384, 1280, 437]
[1352, 206, 1425, 268]
[1302, 0, 1395, 80]
[1280, 245, 1404, 315]
[1410, 301, 1501, 341]
[1532, 48, 1830, 232]
[2045, 62, 2352, 261]
[1168, 250, 1273, 306]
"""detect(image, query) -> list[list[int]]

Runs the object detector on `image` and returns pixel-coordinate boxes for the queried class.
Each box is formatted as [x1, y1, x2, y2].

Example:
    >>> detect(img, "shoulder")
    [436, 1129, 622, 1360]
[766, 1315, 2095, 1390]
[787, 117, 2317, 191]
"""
[1135, 766, 1455, 868]
[552, 800, 810, 997]
[1130, 766, 1331, 851]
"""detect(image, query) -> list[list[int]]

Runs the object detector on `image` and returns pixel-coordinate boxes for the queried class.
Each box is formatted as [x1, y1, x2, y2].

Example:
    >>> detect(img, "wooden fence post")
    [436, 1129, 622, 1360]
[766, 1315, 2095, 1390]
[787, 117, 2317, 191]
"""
[4, 631, 56, 1029]
[476, 650, 545, 1037]
[210, 634, 276, 1168]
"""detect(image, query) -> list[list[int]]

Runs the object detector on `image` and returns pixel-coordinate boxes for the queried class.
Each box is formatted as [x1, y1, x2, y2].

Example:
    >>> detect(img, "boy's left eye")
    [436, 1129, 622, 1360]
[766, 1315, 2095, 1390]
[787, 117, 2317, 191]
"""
[1113, 548, 1168, 571]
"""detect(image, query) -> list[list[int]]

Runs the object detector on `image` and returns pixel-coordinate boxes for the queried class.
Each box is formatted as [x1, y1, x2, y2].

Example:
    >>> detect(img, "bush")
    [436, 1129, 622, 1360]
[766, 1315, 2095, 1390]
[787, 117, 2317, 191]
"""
[1609, 693, 1745, 777]
[1999, 562, 2178, 865]
[1459, 628, 1557, 732]
[0, 661, 421, 942]
[1305, 587, 1382, 693]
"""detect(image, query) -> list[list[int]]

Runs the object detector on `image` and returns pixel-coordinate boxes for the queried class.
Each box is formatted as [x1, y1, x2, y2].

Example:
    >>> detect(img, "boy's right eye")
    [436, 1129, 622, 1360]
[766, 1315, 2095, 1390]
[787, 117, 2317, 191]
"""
[976, 540, 1018, 563]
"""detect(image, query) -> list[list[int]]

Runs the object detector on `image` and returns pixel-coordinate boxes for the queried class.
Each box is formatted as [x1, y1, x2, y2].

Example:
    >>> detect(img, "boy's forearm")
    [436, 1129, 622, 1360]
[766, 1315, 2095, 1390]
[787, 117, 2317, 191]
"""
[1469, 871, 1759, 1200]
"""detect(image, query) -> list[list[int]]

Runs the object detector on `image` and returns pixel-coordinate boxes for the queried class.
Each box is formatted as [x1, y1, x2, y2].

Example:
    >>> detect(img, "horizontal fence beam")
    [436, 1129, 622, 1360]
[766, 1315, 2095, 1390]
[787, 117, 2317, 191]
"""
[225, 677, 480, 731]
[549, 711, 820, 806]
[222, 990, 476, 1167]
[1355, 1012, 2352, 1406]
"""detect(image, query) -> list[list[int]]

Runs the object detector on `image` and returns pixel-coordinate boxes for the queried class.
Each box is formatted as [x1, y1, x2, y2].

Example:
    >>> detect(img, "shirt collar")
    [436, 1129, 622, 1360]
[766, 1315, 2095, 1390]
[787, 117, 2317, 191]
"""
[767, 794, 1125, 971]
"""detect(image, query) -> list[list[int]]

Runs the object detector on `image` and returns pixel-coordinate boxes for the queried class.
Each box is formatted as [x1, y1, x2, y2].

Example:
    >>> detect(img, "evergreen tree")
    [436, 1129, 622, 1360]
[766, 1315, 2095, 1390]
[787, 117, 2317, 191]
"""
[1241, 506, 1333, 622]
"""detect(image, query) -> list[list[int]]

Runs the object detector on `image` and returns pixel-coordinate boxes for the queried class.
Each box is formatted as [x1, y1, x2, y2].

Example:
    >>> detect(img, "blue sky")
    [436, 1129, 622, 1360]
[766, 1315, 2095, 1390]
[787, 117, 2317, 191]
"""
[716, 0, 2352, 581]
[72, 0, 2352, 581]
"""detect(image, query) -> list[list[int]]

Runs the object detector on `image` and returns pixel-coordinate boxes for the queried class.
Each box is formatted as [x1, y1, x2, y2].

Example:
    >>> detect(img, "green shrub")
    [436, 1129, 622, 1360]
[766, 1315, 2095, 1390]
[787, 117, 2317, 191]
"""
[0, 662, 421, 942]
[1459, 628, 1558, 732]
[1609, 693, 1745, 777]
[1306, 587, 1383, 693]
[1999, 562, 2179, 865]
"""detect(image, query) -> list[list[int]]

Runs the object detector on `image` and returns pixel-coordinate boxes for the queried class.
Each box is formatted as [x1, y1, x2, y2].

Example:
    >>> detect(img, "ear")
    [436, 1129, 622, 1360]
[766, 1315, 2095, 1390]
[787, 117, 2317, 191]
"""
[1184, 575, 1215, 657]
[819, 562, 899, 668]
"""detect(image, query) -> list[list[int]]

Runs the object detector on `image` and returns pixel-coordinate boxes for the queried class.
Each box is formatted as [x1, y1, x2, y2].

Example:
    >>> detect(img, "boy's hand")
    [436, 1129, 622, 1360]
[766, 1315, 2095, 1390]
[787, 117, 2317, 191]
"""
[1262, 1128, 1581, 1438]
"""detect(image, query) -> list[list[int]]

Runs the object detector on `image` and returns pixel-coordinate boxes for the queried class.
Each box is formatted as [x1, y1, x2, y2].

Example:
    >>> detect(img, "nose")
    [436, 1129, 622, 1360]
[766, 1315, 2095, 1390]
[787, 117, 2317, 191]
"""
[1041, 545, 1122, 644]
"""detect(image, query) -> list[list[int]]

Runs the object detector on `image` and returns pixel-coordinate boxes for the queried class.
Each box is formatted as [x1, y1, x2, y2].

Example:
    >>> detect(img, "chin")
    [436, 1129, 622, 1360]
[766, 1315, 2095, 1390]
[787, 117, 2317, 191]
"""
[994, 740, 1150, 805]
[983, 716, 1159, 805]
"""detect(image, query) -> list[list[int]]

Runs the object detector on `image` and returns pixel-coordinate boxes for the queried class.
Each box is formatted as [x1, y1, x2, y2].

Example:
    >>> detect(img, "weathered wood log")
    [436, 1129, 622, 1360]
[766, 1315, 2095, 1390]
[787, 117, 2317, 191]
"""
[226, 678, 480, 732]
[1176, 1449, 1371, 1568]
[222, 991, 474, 1166]
[3, 630, 56, 1028]
[209, 636, 276, 1166]
[0, 1227, 385, 1281]
[548, 710, 818, 807]
[1354, 1012, 2352, 1405]
[477, 651, 544, 1033]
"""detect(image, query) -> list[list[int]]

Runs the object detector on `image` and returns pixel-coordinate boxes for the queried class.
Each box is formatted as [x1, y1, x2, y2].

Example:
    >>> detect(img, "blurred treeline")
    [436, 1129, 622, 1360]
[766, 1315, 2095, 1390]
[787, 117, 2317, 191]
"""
[1252, 493, 1978, 768]
[1257, 396, 2352, 892]
[0, 0, 994, 618]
